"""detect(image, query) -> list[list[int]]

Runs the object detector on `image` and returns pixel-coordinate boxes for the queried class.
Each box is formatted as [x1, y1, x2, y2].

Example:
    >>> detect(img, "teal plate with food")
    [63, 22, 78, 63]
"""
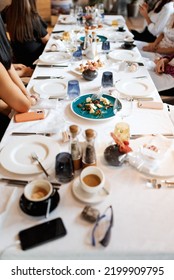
[71, 93, 122, 121]
[79, 35, 107, 43]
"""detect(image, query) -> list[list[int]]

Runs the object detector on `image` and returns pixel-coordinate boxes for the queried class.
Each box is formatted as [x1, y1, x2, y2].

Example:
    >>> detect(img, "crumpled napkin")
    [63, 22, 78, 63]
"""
[128, 134, 173, 173]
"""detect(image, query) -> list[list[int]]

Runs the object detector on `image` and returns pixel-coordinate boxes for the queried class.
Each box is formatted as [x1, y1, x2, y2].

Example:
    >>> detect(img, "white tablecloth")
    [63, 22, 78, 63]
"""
[1, 16, 174, 260]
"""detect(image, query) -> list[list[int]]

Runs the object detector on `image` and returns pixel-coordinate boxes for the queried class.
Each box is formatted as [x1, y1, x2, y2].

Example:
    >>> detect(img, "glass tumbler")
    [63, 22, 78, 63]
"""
[67, 80, 80, 100]
[101, 41, 110, 54]
[55, 152, 74, 183]
[101, 71, 113, 88]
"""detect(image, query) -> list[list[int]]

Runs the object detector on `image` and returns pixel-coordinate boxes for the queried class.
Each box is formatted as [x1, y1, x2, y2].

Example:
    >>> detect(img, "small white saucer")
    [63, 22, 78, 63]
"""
[72, 177, 110, 204]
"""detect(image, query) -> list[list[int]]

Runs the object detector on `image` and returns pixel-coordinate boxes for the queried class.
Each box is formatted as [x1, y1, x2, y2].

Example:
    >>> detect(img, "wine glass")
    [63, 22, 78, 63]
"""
[114, 89, 133, 120]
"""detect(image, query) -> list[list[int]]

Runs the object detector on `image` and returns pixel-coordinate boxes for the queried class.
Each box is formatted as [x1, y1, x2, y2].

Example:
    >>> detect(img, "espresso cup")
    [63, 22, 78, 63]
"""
[124, 37, 134, 48]
[80, 166, 105, 194]
[24, 179, 53, 202]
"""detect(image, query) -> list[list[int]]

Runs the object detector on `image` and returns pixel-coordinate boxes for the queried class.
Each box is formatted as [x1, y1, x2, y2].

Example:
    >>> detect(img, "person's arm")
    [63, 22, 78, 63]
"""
[139, 3, 152, 25]
[13, 64, 34, 77]
[142, 33, 164, 52]
[0, 63, 31, 113]
[148, 5, 173, 36]
[7, 64, 29, 96]
[155, 47, 174, 55]
[41, 33, 49, 45]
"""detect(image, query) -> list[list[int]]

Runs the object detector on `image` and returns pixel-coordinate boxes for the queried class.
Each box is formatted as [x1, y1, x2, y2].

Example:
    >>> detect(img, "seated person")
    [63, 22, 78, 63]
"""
[0, 14, 39, 141]
[142, 14, 174, 54]
[152, 55, 174, 97]
[1, 0, 50, 68]
[131, 0, 174, 43]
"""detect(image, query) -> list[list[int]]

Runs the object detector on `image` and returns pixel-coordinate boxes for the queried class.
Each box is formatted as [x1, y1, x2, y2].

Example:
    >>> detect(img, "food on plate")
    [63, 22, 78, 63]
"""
[110, 132, 132, 153]
[78, 59, 104, 72]
[77, 96, 113, 117]
[62, 31, 70, 41]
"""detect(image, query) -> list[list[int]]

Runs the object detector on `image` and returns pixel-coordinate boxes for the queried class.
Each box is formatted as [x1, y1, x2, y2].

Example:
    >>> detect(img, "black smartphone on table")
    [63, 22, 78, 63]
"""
[19, 217, 67, 250]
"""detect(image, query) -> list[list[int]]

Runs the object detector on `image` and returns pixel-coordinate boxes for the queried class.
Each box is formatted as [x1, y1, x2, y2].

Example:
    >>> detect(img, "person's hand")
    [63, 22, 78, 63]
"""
[29, 93, 40, 106]
[139, 3, 148, 17]
[143, 43, 157, 52]
[155, 58, 169, 74]
[13, 64, 34, 77]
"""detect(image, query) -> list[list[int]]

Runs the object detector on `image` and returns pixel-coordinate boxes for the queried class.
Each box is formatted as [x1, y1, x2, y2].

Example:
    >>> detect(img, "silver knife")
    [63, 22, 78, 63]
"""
[0, 178, 61, 187]
[33, 76, 62, 79]
[130, 133, 174, 139]
[11, 132, 52, 136]
[37, 65, 68, 68]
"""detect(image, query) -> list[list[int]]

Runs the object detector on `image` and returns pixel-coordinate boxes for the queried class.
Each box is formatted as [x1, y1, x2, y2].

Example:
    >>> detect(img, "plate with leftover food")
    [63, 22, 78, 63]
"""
[71, 93, 122, 121]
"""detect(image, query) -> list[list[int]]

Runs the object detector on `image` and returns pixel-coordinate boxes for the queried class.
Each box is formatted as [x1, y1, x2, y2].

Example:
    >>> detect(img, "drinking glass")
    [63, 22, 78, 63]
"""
[116, 94, 133, 119]
[67, 80, 80, 100]
[55, 152, 74, 183]
[101, 71, 113, 88]
[101, 41, 110, 54]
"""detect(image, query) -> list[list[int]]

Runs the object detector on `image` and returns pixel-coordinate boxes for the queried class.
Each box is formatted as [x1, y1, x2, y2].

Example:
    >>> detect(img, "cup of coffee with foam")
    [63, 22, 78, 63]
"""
[24, 179, 53, 202]
[80, 166, 105, 194]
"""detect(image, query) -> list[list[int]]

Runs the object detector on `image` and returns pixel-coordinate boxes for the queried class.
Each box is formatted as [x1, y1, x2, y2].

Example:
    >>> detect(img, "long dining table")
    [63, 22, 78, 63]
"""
[1, 15, 174, 260]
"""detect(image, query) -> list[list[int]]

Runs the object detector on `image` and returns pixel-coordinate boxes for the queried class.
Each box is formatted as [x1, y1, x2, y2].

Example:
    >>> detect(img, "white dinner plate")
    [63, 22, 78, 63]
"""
[130, 135, 174, 178]
[58, 15, 76, 24]
[39, 52, 71, 64]
[72, 177, 110, 204]
[0, 135, 60, 175]
[33, 80, 66, 98]
[115, 78, 155, 98]
[108, 49, 140, 62]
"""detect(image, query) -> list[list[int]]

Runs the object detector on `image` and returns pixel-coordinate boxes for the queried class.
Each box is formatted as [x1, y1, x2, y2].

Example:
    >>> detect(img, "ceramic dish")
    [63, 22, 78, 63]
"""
[0, 135, 60, 175]
[71, 93, 122, 121]
[121, 44, 136, 50]
[108, 49, 140, 62]
[72, 177, 110, 204]
[115, 78, 155, 98]
[39, 52, 71, 64]
[79, 35, 107, 43]
[33, 80, 66, 98]
[20, 190, 59, 216]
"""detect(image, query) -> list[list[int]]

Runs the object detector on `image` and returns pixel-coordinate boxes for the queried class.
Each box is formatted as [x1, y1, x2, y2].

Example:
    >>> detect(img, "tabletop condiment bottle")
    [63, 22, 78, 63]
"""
[91, 31, 97, 57]
[69, 125, 82, 170]
[83, 30, 91, 50]
[82, 128, 97, 168]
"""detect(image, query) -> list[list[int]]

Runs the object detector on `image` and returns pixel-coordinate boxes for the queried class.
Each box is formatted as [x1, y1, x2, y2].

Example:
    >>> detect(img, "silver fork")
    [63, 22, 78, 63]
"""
[31, 152, 49, 177]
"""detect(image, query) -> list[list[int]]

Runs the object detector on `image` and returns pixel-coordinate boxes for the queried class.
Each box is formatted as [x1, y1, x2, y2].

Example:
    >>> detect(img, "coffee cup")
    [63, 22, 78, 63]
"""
[24, 179, 53, 202]
[80, 166, 105, 194]
[124, 37, 134, 48]
[118, 26, 124, 31]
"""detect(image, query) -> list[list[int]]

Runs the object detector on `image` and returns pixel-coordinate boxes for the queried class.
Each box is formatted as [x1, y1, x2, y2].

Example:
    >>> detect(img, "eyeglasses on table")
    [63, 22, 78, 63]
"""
[91, 205, 113, 247]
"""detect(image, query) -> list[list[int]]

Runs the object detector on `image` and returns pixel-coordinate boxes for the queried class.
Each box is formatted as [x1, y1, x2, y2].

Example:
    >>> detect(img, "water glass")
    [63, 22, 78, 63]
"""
[101, 41, 110, 54]
[101, 71, 113, 88]
[55, 152, 74, 183]
[67, 80, 80, 100]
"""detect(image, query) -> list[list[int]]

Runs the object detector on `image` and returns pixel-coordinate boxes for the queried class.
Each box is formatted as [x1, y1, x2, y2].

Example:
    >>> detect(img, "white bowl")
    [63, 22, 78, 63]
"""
[80, 166, 105, 194]
[24, 179, 53, 202]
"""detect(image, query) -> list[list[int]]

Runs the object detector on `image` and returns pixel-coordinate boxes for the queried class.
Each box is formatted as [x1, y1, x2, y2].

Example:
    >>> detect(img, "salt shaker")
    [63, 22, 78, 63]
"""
[82, 128, 97, 168]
